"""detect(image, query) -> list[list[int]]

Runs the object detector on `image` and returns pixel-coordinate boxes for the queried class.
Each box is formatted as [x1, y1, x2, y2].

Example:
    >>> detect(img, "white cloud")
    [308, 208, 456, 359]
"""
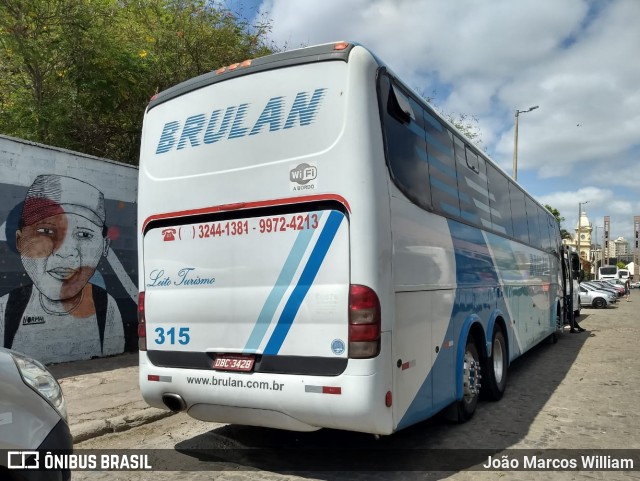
[258, 0, 640, 241]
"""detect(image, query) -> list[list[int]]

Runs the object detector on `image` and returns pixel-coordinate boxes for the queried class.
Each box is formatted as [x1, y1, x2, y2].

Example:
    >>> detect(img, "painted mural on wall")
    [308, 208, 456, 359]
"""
[0, 136, 138, 364]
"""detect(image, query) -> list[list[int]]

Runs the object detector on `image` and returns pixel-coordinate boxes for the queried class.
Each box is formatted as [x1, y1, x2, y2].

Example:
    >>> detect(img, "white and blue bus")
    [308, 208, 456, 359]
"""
[137, 42, 569, 435]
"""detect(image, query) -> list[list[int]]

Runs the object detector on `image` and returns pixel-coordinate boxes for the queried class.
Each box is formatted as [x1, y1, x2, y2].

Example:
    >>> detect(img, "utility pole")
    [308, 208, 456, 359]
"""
[512, 105, 539, 181]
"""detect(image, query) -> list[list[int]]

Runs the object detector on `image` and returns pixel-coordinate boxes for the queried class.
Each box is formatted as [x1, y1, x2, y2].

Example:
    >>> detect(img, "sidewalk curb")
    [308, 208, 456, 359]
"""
[72, 408, 176, 443]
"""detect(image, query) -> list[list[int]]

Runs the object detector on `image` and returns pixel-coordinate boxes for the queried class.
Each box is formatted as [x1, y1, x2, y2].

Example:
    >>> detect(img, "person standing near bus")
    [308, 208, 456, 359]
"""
[570, 312, 586, 333]
[625, 279, 631, 301]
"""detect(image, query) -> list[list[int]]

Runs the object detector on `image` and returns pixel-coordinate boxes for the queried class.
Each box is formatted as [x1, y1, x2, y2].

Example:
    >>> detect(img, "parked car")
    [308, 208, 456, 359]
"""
[580, 283, 618, 303]
[0, 347, 72, 481]
[583, 281, 621, 298]
[600, 279, 626, 296]
[579, 285, 615, 309]
[631, 281, 640, 289]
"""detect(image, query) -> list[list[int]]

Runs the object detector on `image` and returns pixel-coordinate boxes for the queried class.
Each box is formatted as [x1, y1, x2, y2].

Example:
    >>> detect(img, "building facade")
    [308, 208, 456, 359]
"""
[563, 210, 592, 262]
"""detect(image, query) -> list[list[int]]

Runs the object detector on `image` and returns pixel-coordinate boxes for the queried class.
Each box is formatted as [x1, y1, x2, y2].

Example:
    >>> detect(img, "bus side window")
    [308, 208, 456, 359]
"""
[425, 111, 460, 219]
[543, 212, 555, 253]
[510, 183, 530, 245]
[525, 197, 542, 250]
[388, 84, 413, 124]
[379, 74, 432, 211]
[465, 147, 479, 172]
[454, 140, 490, 229]
[487, 163, 514, 237]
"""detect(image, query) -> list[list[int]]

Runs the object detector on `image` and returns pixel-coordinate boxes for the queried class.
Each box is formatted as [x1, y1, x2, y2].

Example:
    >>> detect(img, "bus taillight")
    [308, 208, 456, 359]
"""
[348, 284, 381, 359]
[138, 291, 147, 351]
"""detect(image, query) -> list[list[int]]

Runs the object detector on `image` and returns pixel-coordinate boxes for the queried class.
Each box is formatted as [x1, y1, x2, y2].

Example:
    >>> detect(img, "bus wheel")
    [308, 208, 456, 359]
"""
[447, 339, 480, 422]
[483, 325, 508, 401]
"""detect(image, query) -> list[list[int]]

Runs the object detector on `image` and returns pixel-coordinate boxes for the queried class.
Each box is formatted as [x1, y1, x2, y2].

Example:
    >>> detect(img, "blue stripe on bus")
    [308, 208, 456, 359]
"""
[243, 212, 323, 353]
[457, 190, 471, 204]
[398, 219, 557, 429]
[425, 133, 453, 158]
[407, 120, 426, 139]
[459, 209, 479, 224]
[423, 110, 444, 131]
[438, 202, 461, 217]
[263, 210, 344, 355]
[430, 176, 459, 199]
[427, 155, 457, 181]
[398, 220, 502, 428]
[415, 145, 428, 162]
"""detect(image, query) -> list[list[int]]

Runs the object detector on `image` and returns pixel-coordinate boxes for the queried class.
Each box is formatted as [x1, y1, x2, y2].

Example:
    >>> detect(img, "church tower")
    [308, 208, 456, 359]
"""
[575, 211, 592, 260]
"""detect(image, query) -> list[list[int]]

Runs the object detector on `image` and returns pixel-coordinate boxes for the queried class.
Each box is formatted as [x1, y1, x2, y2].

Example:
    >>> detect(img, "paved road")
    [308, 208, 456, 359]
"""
[65, 296, 640, 480]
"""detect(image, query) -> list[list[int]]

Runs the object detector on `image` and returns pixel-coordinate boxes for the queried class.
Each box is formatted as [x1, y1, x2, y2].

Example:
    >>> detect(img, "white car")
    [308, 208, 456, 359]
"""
[0, 347, 72, 481]
[579, 285, 615, 309]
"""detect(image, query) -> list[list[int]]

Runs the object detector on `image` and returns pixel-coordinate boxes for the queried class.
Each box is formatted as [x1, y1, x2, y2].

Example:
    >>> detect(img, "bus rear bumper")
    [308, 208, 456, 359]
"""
[188, 404, 321, 432]
[139, 351, 393, 435]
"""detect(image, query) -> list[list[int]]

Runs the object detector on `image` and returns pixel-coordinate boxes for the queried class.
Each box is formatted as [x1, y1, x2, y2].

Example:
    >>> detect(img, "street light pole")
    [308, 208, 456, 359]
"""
[591, 226, 597, 277]
[602, 226, 605, 275]
[512, 105, 539, 181]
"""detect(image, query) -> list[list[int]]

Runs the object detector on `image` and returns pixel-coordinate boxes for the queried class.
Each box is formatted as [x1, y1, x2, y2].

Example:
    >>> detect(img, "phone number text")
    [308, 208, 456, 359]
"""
[196, 214, 319, 238]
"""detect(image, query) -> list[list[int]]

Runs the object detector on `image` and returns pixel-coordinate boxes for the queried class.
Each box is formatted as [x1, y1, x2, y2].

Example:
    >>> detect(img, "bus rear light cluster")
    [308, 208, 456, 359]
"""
[348, 284, 381, 359]
[138, 291, 147, 351]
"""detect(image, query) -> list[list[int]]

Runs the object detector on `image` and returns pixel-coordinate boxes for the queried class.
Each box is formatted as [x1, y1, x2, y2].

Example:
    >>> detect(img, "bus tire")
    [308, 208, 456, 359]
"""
[483, 325, 508, 401]
[446, 338, 480, 422]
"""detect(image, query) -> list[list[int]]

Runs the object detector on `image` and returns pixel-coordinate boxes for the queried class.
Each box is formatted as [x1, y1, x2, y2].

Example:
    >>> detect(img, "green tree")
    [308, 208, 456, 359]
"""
[544, 204, 572, 239]
[544, 204, 564, 224]
[0, 0, 274, 164]
[416, 89, 483, 147]
[445, 112, 482, 146]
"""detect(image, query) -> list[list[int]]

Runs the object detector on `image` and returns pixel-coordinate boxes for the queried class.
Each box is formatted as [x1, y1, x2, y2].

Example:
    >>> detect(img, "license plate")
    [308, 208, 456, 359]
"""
[212, 355, 255, 372]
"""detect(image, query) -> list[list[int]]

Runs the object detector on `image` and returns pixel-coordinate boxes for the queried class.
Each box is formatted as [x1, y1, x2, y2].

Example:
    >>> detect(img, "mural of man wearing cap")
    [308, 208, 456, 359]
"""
[0, 174, 124, 363]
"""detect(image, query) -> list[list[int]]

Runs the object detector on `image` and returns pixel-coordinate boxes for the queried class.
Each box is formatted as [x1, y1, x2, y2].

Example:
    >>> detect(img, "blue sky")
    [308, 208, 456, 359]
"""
[219, 0, 640, 243]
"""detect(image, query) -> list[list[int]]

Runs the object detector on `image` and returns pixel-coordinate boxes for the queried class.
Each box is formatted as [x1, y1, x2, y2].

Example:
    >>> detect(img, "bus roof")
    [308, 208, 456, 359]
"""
[147, 42, 356, 112]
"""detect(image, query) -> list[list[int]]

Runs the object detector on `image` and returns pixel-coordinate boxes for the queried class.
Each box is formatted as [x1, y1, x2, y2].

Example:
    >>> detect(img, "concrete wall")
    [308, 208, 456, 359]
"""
[0, 134, 138, 364]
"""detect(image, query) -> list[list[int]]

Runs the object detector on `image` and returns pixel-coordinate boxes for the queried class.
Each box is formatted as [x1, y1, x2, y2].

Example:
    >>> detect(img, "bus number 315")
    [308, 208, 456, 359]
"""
[154, 327, 191, 345]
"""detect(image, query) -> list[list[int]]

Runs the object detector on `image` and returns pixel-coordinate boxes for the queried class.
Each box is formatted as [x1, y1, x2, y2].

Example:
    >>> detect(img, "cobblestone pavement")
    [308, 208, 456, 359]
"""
[56, 293, 640, 480]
